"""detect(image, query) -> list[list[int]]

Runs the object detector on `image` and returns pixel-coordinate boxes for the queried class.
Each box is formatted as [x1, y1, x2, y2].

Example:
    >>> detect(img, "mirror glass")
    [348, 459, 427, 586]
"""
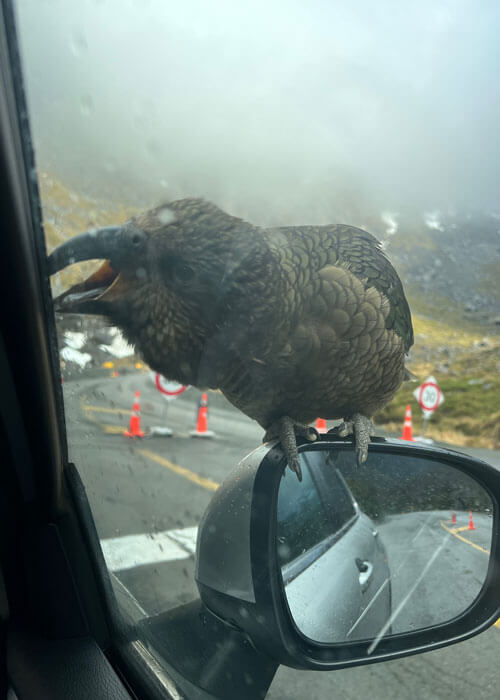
[277, 448, 493, 648]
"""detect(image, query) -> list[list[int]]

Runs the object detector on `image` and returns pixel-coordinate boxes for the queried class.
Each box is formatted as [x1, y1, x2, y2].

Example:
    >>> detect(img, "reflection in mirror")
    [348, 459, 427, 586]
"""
[277, 448, 493, 648]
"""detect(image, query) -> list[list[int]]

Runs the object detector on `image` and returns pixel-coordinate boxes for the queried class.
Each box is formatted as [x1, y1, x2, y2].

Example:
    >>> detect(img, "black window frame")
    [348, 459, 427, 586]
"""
[0, 3, 187, 697]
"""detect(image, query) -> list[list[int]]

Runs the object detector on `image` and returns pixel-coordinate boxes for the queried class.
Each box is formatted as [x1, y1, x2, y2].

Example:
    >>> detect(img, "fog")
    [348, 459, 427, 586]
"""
[14, 0, 500, 224]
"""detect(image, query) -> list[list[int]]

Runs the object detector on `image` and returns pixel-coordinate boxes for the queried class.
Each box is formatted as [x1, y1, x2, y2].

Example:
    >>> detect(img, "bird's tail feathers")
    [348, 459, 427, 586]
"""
[403, 367, 418, 382]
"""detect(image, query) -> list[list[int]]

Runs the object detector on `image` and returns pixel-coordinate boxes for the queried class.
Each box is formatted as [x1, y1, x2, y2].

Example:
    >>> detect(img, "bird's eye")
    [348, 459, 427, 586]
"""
[174, 264, 195, 283]
[132, 234, 142, 246]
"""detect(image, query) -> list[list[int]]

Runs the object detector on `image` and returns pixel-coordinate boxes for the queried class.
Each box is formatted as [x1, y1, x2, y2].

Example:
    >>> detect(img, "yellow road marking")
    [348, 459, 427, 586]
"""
[83, 404, 127, 415]
[440, 520, 490, 555]
[103, 424, 127, 434]
[137, 448, 220, 492]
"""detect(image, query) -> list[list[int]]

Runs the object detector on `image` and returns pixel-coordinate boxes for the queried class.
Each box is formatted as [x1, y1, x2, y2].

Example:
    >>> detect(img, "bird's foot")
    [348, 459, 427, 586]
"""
[263, 416, 319, 482]
[332, 413, 375, 467]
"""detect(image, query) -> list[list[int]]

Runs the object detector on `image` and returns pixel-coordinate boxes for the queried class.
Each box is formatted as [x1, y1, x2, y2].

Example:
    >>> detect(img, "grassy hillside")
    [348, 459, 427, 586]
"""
[375, 316, 500, 448]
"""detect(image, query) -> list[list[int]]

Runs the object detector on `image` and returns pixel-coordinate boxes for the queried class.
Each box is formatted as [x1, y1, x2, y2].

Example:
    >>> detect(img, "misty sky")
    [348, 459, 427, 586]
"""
[14, 0, 500, 224]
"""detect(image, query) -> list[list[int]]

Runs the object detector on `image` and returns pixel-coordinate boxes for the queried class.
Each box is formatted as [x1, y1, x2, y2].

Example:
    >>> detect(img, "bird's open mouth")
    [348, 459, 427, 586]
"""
[47, 224, 140, 313]
[53, 260, 120, 312]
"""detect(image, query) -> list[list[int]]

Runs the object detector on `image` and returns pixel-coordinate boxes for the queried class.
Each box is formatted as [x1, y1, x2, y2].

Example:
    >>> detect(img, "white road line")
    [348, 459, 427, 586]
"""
[101, 526, 198, 572]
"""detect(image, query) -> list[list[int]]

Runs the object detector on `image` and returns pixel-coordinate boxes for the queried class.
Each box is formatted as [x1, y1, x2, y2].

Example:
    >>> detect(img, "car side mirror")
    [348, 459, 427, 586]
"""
[196, 436, 500, 670]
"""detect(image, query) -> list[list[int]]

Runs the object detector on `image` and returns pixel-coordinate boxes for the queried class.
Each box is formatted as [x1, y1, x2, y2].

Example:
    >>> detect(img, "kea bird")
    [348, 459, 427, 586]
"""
[48, 198, 413, 479]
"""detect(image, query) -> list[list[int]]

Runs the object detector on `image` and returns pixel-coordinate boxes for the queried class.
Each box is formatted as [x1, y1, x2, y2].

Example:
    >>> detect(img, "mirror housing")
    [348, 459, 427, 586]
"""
[195, 436, 500, 670]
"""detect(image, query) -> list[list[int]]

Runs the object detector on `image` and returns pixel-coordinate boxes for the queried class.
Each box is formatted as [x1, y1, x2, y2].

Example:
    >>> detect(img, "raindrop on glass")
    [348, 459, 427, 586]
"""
[80, 94, 94, 116]
[70, 29, 88, 57]
[157, 208, 176, 225]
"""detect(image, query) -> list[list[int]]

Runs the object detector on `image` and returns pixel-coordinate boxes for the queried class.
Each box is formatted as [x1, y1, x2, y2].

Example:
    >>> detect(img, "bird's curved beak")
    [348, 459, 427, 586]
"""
[47, 225, 137, 314]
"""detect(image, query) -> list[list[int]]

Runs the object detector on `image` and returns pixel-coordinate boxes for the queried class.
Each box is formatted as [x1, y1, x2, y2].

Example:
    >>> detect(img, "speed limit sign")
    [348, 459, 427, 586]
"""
[413, 375, 444, 417]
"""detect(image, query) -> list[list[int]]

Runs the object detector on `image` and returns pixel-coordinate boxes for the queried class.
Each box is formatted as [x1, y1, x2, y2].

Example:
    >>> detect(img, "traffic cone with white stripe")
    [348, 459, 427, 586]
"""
[400, 405, 415, 441]
[124, 390, 145, 438]
[315, 418, 328, 434]
[190, 393, 215, 438]
[468, 511, 475, 530]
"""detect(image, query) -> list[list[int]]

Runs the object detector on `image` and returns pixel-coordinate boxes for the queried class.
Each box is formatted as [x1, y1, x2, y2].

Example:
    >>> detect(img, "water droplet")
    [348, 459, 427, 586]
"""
[70, 29, 88, 57]
[157, 207, 175, 225]
[80, 94, 94, 116]
[278, 543, 290, 559]
[145, 139, 162, 158]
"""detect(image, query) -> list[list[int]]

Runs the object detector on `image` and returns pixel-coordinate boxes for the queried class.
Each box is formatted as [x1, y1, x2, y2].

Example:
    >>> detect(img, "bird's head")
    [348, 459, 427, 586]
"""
[48, 198, 261, 381]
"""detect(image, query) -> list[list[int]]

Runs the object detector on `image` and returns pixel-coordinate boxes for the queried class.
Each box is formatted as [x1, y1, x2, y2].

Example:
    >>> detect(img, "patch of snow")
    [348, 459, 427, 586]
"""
[64, 331, 86, 350]
[61, 346, 92, 368]
[424, 211, 444, 232]
[100, 332, 134, 358]
[381, 211, 398, 236]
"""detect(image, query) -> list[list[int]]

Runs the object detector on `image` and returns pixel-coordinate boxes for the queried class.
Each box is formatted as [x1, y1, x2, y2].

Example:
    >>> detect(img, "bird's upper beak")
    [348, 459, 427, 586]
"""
[47, 224, 145, 314]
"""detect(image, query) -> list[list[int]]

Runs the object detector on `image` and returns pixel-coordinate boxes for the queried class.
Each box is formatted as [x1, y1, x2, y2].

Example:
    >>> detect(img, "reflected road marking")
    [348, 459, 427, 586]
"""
[440, 520, 499, 629]
[440, 520, 490, 555]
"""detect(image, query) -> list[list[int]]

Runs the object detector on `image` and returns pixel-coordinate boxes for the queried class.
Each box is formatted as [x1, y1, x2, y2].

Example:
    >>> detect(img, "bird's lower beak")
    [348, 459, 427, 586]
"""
[53, 260, 124, 314]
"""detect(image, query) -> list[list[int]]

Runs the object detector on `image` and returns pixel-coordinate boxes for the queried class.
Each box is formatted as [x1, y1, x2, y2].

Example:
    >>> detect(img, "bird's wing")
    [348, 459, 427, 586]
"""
[272, 224, 413, 353]
[333, 226, 414, 352]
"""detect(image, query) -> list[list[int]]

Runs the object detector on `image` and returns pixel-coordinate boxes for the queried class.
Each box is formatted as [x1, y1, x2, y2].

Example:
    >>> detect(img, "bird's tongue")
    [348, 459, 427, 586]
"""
[54, 260, 119, 310]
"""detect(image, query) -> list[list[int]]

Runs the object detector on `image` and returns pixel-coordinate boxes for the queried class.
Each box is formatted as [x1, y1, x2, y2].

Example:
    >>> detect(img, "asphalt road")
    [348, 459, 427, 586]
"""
[63, 369, 500, 700]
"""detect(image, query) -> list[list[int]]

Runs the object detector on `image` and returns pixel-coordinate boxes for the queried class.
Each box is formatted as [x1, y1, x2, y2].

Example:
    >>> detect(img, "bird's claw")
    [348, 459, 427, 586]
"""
[298, 425, 319, 442]
[288, 454, 303, 482]
[263, 416, 318, 482]
[332, 413, 375, 467]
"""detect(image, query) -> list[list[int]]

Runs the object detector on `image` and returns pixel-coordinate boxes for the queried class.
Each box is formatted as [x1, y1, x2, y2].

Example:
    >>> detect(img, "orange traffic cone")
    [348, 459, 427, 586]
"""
[190, 393, 215, 438]
[452, 513, 456, 525]
[124, 390, 145, 438]
[400, 405, 415, 441]
[315, 417, 328, 434]
[468, 511, 475, 530]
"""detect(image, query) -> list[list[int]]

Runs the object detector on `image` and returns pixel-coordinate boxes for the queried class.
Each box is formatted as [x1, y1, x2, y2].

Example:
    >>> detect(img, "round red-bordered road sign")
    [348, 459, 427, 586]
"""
[417, 380, 442, 412]
[154, 374, 188, 399]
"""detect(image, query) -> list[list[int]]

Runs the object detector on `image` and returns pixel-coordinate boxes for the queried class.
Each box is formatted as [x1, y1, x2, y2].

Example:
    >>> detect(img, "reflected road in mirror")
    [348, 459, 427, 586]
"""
[277, 448, 493, 647]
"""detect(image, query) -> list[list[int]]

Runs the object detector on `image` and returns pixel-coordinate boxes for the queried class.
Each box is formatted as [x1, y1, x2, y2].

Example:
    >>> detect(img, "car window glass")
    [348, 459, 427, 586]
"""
[277, 459, 335, 566]
[12, 1, 500, 698]
[311, 458, 357, 531]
